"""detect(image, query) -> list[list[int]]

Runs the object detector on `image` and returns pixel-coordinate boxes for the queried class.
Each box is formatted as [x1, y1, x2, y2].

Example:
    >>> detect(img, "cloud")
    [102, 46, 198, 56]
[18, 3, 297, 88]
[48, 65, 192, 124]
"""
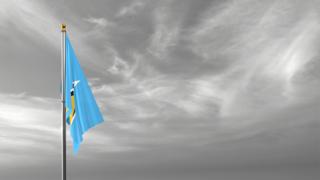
[107, 55, 131, 76]
[116, 1, 145, 17]
[147, 5, 180, 59]
[84, 17, 112, 28]
[0, 0, 60, 47]
[0, 92, 145, 167]
[0, 93, 60, 166]
[0, 0, 113, 75]
[184, 0, 320, 116]
[1, 0, 320, 179]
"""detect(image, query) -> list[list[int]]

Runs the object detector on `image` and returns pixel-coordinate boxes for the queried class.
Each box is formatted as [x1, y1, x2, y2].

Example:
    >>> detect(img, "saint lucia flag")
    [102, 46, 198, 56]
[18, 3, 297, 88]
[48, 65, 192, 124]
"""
[65, 35, 104, 154]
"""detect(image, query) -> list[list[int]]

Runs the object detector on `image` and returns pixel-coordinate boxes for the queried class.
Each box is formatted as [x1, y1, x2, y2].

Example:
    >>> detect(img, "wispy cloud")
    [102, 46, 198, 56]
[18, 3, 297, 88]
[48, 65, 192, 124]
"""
[0, 0, 60, 47]
[84, 17, 113, 28]
[116, 1, 145, 17]
[0, 0, 319, 178]
[0, 93, 60, 166]
[147, 6, 180, 58]
[187, 0, 320, 116]
[0, 92, 140, 165]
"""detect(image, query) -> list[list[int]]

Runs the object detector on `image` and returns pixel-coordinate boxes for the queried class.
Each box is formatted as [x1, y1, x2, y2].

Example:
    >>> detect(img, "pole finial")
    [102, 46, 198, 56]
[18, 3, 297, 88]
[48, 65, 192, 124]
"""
[61, 24, 66, 32]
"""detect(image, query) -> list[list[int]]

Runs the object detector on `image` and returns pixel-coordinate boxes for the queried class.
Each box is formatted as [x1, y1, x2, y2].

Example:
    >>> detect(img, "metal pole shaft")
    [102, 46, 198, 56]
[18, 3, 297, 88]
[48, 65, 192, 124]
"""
[61, 24, 67, 180]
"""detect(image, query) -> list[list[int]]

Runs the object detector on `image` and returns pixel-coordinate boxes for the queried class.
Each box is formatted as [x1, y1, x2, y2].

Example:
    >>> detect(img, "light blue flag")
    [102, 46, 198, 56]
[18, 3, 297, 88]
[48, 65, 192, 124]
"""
[65, 35, 104, 154]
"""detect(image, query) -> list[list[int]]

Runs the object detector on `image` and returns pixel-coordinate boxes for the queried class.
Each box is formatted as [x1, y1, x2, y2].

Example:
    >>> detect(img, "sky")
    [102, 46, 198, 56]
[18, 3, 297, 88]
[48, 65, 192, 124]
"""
[0, 0, 319, 180]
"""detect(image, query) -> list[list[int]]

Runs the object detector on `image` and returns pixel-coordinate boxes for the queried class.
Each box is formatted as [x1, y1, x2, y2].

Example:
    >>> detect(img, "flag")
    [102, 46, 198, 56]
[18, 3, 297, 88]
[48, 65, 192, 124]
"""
[65, 35, 104, 154]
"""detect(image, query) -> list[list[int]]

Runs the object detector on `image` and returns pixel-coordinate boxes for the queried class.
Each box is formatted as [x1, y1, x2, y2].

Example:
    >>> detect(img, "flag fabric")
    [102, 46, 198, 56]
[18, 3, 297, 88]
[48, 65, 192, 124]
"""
[65, 35, 104, 154]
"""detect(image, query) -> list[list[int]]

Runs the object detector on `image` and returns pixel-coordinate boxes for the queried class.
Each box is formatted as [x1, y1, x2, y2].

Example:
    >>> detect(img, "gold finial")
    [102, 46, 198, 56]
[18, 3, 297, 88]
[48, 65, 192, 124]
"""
[61, 24, 66, 32]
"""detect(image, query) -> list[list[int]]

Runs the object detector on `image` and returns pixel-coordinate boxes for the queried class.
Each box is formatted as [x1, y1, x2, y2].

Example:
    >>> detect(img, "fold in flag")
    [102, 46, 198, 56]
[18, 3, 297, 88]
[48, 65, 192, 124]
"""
[65, 35, 104, 154]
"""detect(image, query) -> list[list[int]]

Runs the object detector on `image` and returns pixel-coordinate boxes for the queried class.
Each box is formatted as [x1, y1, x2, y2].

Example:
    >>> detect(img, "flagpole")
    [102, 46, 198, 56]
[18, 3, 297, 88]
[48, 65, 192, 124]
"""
[61, 23, 67, 180]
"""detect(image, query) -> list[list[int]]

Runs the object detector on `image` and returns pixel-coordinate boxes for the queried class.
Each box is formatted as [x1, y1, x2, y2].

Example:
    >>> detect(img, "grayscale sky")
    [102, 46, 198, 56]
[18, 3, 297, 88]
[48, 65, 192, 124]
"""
[0, 0, 319, 180]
